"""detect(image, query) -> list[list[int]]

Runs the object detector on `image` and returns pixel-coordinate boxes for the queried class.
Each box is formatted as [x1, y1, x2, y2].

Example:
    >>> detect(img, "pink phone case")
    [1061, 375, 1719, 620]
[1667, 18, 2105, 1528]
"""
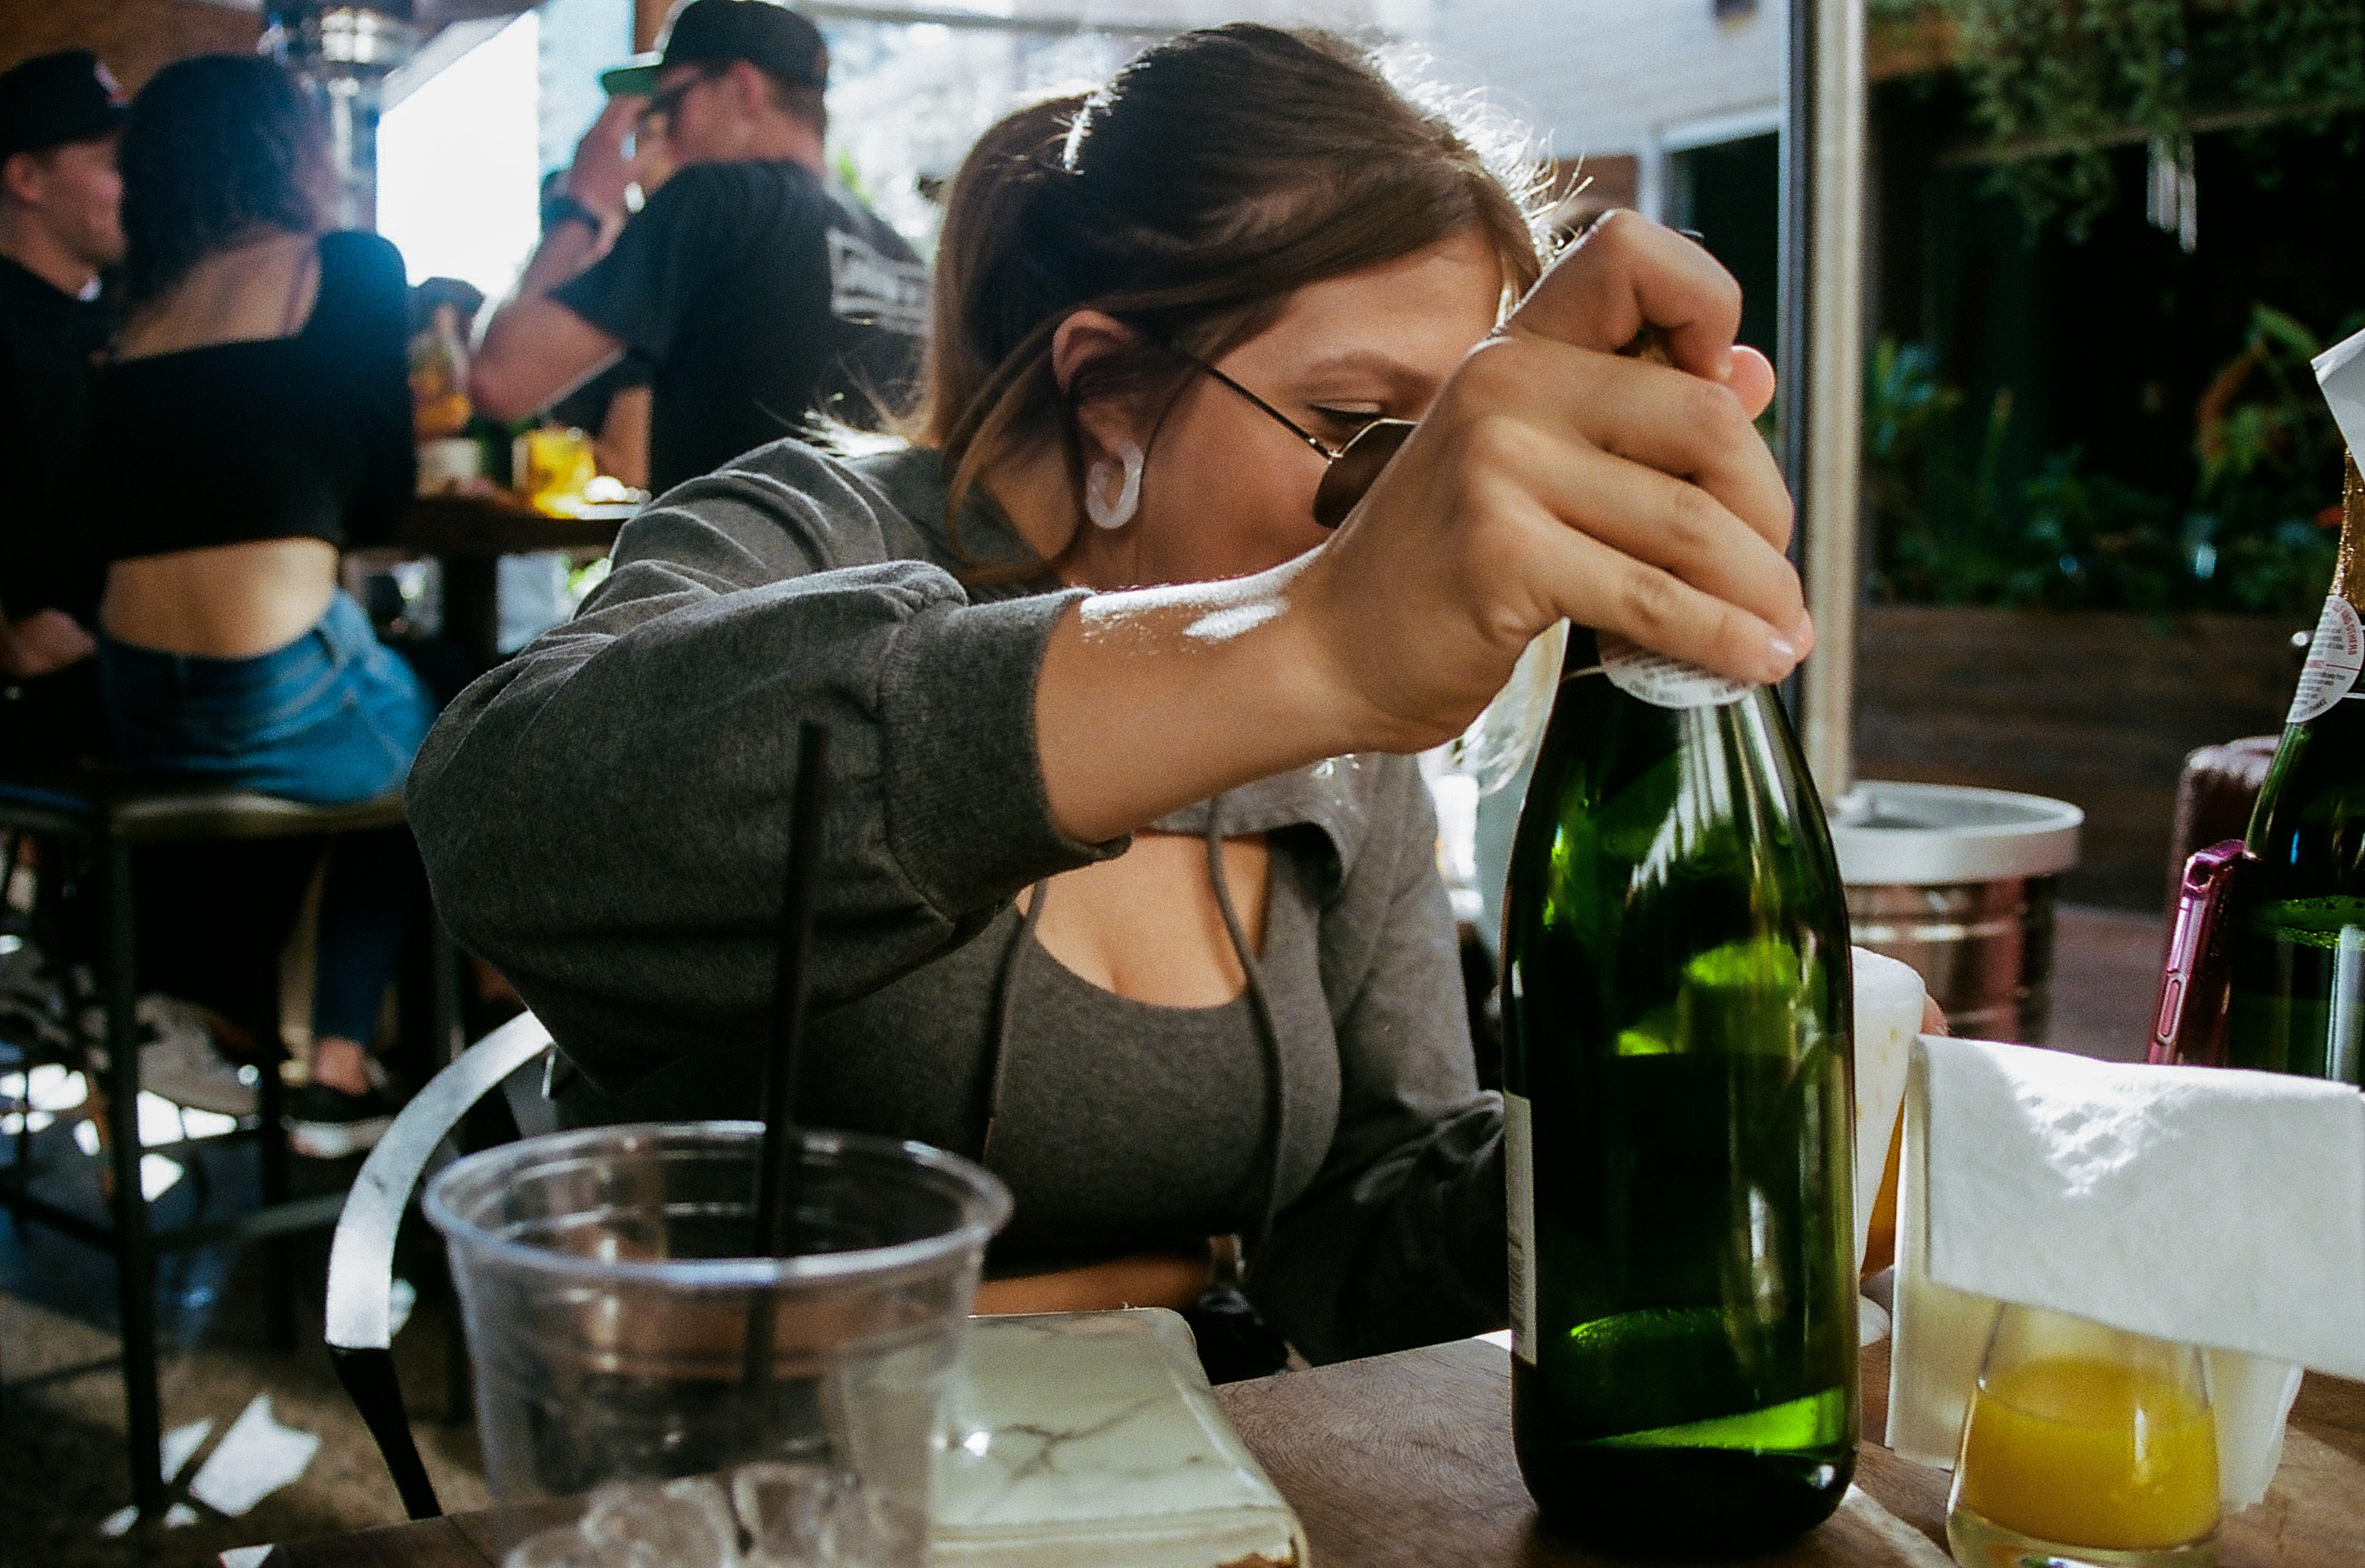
[2149, 839, 2246, 1066]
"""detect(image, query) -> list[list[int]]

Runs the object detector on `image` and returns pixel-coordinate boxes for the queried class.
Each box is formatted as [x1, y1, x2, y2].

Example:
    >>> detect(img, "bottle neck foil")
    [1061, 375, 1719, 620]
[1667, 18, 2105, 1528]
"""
[2339, 449, 2363, 607]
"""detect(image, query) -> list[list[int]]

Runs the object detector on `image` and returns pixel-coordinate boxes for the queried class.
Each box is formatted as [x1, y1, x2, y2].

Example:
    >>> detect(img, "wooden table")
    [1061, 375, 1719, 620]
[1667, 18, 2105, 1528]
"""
[1220, 1338, 2365, 1567]
[395, 493, 633, 671]
[252, 1336, 2365, 1567]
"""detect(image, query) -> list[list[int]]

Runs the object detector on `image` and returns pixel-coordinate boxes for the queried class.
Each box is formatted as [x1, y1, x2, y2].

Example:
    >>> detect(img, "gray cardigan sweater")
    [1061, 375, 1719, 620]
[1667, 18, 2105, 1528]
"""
[406, 441, 1507, 1363]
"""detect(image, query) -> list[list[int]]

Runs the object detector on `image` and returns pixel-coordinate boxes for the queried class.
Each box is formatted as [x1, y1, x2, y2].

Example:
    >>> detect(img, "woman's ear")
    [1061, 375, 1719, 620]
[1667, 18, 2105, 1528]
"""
[1051, 308, 1147, 459]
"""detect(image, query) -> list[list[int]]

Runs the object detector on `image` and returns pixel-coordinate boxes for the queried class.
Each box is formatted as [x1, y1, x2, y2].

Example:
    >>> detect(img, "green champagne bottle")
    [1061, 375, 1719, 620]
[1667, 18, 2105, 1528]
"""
[2223, 453, 2365, 1083]
[1501, 629, 1858, 1555]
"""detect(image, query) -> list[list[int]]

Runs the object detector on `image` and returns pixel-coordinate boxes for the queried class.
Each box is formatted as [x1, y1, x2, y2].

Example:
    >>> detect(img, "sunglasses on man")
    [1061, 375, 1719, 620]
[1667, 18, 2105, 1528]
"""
[638, 66, 721, 130]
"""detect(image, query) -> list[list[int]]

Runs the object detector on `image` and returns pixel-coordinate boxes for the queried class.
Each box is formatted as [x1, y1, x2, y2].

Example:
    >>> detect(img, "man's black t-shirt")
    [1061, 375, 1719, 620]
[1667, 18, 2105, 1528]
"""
[554, 159, 926, 495]
[0, 255, 107, 626]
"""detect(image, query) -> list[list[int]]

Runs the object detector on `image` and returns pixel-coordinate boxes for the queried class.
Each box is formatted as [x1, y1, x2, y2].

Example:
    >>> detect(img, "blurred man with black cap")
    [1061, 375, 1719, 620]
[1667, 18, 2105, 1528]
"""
[0, 49, 125, 759]
[472, 0, 925, 495]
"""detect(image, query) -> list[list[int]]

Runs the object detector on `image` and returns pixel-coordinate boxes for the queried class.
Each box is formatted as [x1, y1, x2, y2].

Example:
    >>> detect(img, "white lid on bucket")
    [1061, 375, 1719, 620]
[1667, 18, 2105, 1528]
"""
[1829, 781, 2083, 886]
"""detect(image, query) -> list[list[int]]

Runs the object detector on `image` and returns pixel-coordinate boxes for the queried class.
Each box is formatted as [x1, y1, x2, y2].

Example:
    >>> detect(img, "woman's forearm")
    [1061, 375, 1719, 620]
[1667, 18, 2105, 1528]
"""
[1034, 555, 1378, 843]
[2, 608, 98, 679]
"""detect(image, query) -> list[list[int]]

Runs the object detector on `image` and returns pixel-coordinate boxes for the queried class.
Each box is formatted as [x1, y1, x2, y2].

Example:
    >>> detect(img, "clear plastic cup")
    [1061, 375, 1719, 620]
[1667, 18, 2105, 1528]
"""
[425, 1121, 1011, 1568]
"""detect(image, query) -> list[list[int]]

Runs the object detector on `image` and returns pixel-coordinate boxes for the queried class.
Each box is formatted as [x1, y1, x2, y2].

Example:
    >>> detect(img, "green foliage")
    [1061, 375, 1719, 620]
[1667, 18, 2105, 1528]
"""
[1863, 339, 1960, 538]
[830, 144, 875, 204]
[1876, 0, 2365, 238]
[1864, 308, 2351, 614]
[2013, 449, 2186, 610]
[2185, 305, 2352, 611]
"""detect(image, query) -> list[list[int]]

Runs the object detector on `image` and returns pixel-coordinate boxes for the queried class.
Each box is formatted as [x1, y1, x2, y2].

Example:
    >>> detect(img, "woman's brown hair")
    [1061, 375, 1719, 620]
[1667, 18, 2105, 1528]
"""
[119, 55, 329, 316]
[912, 24, 1545, 570]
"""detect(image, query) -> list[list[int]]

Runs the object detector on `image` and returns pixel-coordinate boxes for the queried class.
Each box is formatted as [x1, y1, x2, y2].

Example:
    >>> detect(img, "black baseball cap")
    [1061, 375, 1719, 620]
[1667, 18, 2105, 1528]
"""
[0, 51, 128, 161]
[599, 1, 827, 98]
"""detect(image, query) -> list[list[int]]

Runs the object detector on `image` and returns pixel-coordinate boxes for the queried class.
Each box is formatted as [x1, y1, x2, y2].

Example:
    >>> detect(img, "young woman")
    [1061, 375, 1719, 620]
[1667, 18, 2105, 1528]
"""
[88, 56, 436, 1155]
[411, 26, 1802, 1364]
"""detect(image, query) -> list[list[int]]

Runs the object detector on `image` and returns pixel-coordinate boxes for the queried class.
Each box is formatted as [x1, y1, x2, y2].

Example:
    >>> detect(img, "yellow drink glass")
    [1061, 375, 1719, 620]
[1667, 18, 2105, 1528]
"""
[515, 425, 598, 516]
[1948, 1305, 2219, 1567]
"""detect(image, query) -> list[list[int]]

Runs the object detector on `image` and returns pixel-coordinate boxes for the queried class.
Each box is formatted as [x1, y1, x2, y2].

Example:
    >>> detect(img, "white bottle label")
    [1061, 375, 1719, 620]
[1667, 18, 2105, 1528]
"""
[2288, 595, 2365, 725]
[1505, 1090, 1537, 1366]
[1597, 633, 1752, 710]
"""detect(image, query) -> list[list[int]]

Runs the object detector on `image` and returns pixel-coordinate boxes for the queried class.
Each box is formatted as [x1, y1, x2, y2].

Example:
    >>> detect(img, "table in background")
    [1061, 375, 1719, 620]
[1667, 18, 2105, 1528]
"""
[249, 1333, 2365, 1567]
[397, 494, 633, 671]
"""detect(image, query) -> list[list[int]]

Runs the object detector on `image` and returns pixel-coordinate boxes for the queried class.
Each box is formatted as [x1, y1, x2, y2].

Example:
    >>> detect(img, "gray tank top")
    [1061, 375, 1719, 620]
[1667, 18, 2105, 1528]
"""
[556, 795, 1315, 1273]
[967, 797, 1288, 1266]
[972, 892, 1269, 1254]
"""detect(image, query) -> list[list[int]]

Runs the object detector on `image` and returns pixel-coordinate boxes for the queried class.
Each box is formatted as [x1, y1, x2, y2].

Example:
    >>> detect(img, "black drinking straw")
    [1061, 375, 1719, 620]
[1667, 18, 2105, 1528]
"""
[744, 720, 830, 1395]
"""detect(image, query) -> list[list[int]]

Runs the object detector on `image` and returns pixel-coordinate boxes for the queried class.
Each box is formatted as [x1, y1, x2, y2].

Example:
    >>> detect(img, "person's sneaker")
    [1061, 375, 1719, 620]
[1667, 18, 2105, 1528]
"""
[134, 997, 260, 1119]
[0, 939, 76, 1056]
[287, 1081, 399, 1159]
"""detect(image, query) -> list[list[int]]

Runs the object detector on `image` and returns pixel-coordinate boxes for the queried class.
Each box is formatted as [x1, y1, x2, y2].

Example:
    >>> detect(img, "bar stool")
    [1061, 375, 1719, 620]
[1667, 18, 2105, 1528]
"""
[0, 760, 461, 1520]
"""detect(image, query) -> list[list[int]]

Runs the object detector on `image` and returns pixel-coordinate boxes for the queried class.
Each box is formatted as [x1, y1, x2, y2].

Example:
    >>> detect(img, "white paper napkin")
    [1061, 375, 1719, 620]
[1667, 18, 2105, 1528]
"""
[1851, 948, 1924, 1270]
[2314, 323, 2365, 454]
[1888, 1034, 2365, 1508]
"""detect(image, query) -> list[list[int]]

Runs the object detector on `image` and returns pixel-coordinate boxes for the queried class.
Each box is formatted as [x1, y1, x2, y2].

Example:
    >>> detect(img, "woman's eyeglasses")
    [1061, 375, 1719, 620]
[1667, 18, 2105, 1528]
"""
[1181, 354, 1417, 529]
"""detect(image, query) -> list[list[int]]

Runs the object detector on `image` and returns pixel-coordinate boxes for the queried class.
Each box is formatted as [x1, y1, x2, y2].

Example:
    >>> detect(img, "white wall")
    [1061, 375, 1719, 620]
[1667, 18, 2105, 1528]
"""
[1418, 0, 1784, 214]
[539, 0, 633, 178]
[378, 13, 543, 295]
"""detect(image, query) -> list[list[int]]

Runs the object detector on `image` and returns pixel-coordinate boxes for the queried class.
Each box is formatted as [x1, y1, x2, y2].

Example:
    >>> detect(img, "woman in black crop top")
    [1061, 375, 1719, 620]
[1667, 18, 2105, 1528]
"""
[87, 57, 435, 1156]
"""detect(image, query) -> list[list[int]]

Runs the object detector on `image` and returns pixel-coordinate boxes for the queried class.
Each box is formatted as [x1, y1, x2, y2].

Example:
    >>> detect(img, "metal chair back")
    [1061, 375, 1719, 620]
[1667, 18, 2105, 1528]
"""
[324, 1010, 554, 1520]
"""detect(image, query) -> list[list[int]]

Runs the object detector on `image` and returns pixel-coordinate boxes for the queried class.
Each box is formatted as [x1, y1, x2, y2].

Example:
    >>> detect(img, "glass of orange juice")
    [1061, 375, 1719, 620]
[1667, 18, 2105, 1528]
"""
[1948, 1304, 2219, 1567]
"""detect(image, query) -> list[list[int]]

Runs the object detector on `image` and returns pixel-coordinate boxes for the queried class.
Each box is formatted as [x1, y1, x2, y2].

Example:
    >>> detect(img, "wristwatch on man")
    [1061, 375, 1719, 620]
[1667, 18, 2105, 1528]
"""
[541, 190, 606, 237]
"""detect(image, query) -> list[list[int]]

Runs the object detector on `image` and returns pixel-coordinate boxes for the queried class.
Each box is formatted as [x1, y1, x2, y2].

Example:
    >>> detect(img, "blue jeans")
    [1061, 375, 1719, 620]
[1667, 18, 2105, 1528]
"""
[99, 591, 434, 804]
[99, 592, 437, 1046]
